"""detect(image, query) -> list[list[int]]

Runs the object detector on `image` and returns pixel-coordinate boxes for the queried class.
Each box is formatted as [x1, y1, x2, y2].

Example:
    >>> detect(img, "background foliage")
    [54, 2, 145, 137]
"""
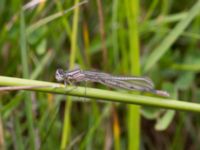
[0, 0, 200, 149]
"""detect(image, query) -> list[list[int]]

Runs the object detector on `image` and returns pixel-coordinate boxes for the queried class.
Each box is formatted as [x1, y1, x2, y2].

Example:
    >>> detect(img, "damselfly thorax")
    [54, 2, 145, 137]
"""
[56, 68, 85, 84]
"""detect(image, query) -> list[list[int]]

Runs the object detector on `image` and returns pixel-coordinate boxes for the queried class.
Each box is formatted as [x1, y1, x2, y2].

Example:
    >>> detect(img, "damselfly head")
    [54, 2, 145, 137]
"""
[55, 69, 65, 82]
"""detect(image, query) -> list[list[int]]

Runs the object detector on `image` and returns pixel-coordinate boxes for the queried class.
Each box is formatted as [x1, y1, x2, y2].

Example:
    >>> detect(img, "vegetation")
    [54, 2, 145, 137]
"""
[1, 0, 200, 149]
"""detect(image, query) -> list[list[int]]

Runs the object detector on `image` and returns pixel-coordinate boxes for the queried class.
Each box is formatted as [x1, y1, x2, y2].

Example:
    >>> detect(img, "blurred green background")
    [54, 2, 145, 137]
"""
[1, 0, 200, 149]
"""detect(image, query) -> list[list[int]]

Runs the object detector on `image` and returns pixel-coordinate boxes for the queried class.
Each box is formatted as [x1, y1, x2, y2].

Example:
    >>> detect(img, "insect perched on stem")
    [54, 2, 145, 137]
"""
[55, 68, 170, 97]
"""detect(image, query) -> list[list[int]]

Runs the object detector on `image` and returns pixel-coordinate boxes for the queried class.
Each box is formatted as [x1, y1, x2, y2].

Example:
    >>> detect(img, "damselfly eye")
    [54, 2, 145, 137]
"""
[55, 69, 65, 81]
[56, 69, 64, 75]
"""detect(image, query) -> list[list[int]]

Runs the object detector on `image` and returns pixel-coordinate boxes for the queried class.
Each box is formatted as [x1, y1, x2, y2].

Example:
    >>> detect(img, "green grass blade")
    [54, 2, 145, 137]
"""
[14, 115, 24, 150]
[143, 0, 200, 73]
[125, 0, 141, 149]
[26, 1, 87, 35]
[61, 0, 80, 149]
[1, 76, 200, 113]
[79, 105, 111, 149]
[20, 9, 35, 149]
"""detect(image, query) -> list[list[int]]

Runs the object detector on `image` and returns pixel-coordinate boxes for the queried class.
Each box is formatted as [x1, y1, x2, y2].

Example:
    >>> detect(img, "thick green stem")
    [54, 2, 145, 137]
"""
[1, 76, 200, 113]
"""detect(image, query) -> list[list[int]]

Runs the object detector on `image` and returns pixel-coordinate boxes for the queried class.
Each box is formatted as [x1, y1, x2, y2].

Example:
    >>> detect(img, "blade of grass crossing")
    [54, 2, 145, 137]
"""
[143, 0, 200, 73]
[79, 105, 111, 149]
[112, 0, 119, 66]
[143, 0, 158, 21]
[55, 0, 72, 39]
[112, 0, 121, 149]
[125, 0, 141, 150]
[20, 9, 35, 149]
[60, 0, 80, 149]
[26, 1, 87, 35]
[112, 105, 121, 150]
[14, 115, 24, 150]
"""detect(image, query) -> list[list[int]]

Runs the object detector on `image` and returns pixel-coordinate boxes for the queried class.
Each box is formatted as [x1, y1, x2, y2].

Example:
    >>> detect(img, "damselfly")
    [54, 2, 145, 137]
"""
[55, 68, 169, 97]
